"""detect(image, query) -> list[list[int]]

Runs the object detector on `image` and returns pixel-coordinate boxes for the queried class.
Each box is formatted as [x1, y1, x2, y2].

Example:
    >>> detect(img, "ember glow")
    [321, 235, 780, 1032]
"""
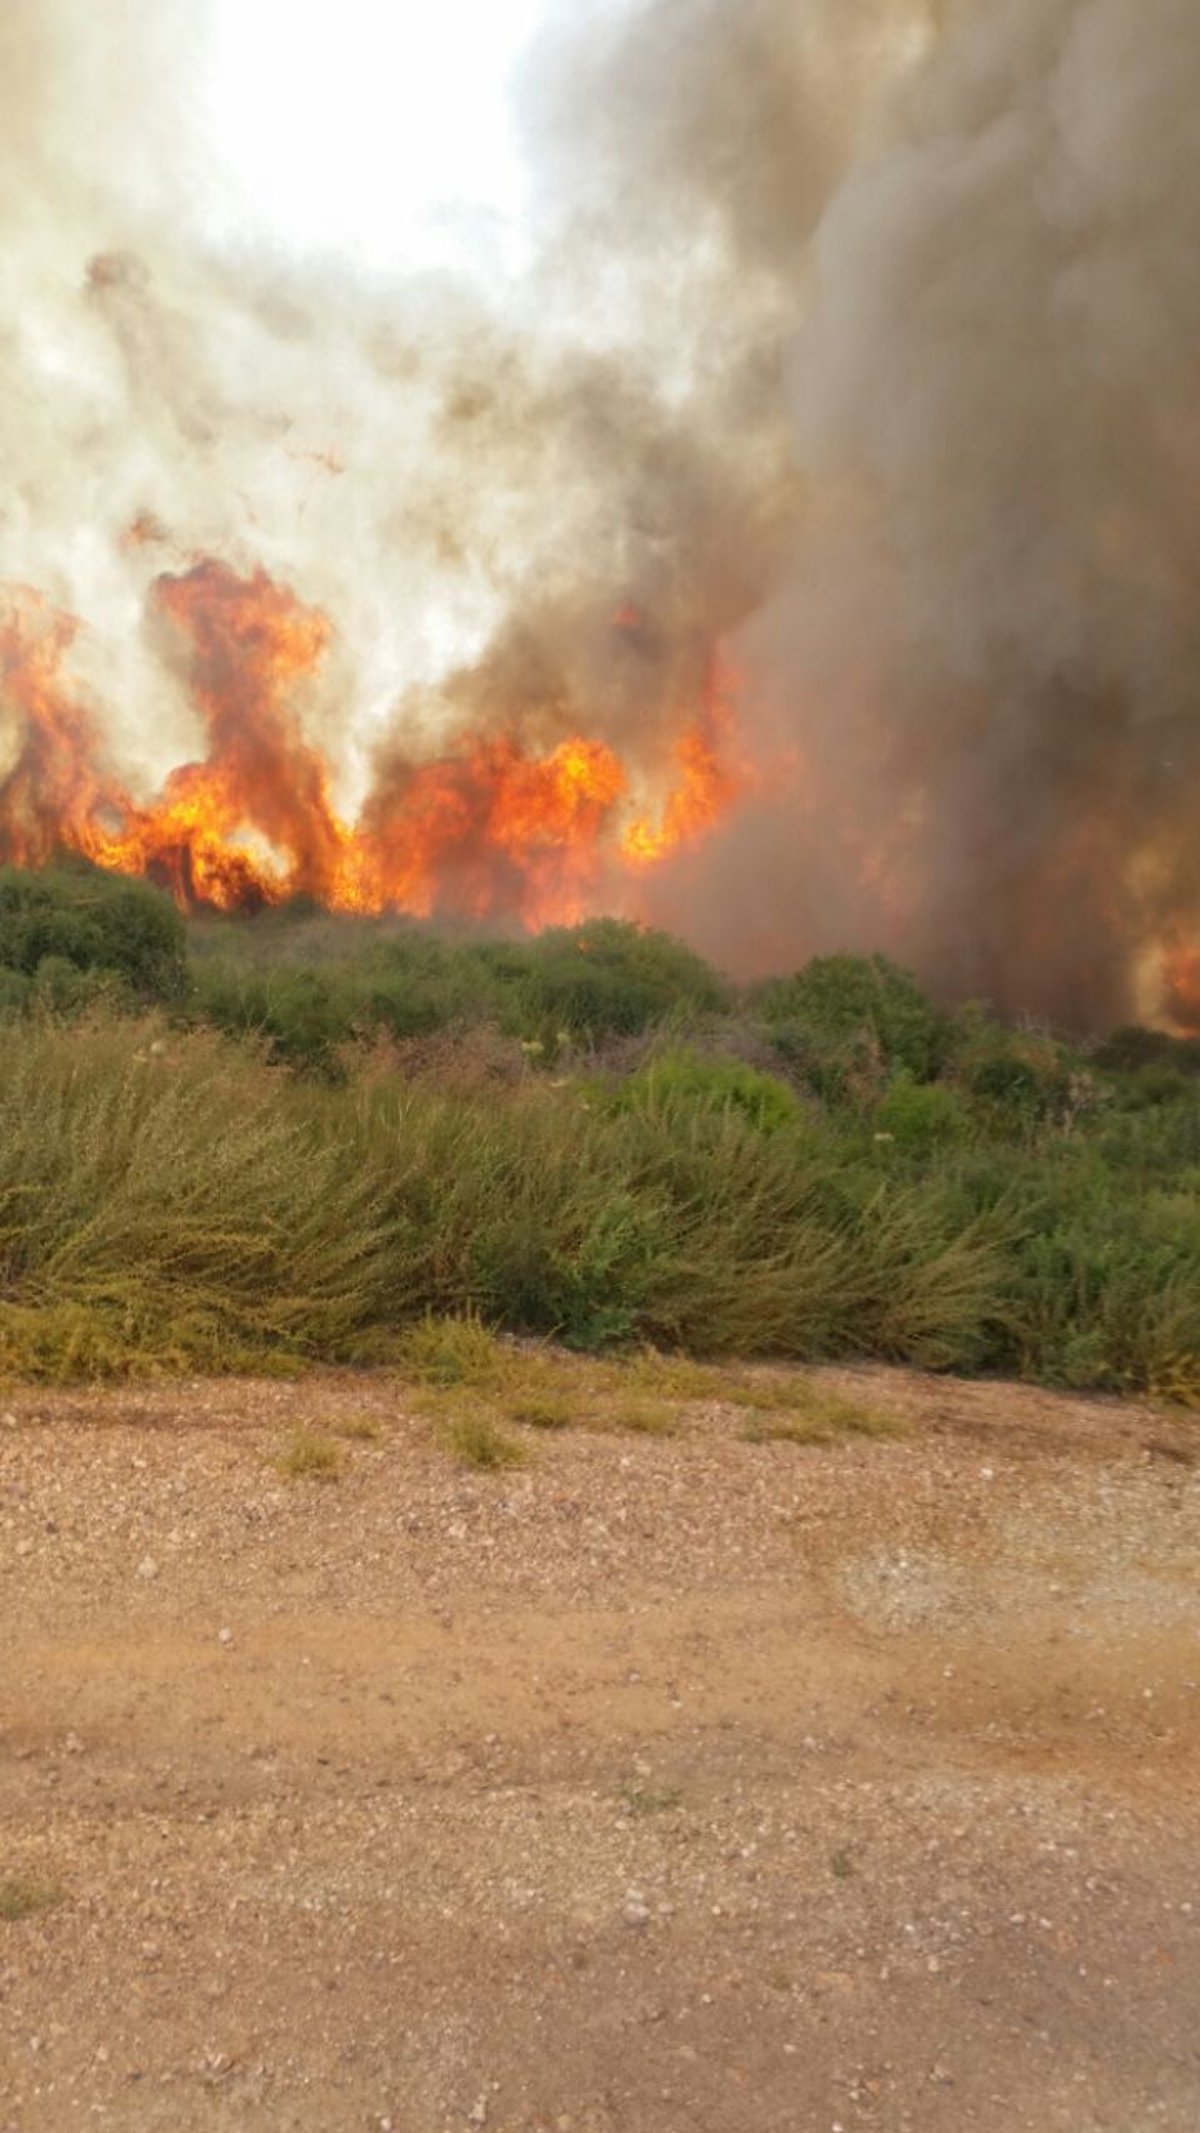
[0, 563, 743, 928]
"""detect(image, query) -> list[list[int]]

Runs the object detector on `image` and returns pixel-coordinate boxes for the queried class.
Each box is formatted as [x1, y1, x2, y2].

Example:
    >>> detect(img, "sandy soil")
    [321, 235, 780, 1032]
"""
[1, 1365, 1198, 2132]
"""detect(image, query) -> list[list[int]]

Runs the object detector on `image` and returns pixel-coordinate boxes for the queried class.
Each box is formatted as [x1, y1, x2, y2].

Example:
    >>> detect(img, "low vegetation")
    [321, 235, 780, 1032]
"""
[277, 1430, 344, 1481]
[0, 861, 1195, 1403]
[741, 1392, 898, 1445]
[0, 1876, 61, 1924]
[332, 1414, 384, 1443]
[507, 1394, 574, 1431]
[441, 1411, 528, 1471]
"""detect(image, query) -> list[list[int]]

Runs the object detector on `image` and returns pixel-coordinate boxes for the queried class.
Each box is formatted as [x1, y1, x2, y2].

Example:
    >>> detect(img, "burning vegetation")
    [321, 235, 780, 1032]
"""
[0, 562, 739, 927]
[0, 0, 1196, 1033]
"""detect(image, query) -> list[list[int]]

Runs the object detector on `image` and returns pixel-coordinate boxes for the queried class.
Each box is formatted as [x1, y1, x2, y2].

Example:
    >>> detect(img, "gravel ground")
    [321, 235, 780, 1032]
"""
[1, 1364, 1198, 2131]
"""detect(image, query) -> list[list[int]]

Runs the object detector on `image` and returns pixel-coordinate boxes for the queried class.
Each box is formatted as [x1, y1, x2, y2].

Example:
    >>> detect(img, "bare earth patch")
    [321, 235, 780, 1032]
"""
[1, 1362, 1198, 2131]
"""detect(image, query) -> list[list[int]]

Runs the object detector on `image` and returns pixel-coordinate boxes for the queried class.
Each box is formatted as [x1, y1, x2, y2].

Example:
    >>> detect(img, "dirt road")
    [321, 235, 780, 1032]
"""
[2, 1367, 1198, 2131]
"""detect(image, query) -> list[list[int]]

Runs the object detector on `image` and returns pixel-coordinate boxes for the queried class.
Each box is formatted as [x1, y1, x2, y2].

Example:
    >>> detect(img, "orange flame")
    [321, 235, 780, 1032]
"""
[621, 654, 745, 868]
[0, 560, 741, 929]
[0, 590, 134, 869]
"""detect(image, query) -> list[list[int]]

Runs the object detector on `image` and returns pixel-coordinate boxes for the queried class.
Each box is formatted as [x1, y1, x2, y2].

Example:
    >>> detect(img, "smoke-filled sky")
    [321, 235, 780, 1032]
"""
[0, 0, 1196, 1031]
[206, 0, 554, 274]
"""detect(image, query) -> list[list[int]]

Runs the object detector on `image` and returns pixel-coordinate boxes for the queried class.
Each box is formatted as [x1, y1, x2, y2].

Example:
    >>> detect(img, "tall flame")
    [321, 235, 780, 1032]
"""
[0, 561, 742, 927]
[621, 653, 744, 867]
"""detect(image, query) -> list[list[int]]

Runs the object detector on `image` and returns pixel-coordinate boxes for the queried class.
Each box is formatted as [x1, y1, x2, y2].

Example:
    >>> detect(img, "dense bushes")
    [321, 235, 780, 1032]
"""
[181, 912, 729, 1071]
[0, 1015, 1004, 1379]
[0, 1008, 1193, 1399]
[756, 952, 949, 1092]
[0, 865, 1196, 1400]
[0, 862, 186, 1004]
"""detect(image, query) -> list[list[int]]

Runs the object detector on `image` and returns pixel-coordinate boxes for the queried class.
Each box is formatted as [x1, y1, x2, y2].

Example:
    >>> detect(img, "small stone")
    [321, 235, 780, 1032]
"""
[217, 1628, 233, 1647]
[137, 1556, 159, 1581]
[468, 2098, 489, 2126]
[15, 1537, 33, 1557]
[624, 1890, 652, 1928]
[64, 1731, 85, 1755]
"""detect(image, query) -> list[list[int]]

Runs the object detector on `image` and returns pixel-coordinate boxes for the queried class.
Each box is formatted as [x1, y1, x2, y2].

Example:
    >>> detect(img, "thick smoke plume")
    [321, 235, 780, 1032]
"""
[0, 0, 1195, 1026]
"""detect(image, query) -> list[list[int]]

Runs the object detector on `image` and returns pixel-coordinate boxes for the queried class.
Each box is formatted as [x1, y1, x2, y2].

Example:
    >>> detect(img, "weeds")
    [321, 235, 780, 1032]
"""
[622, 1784, 684, 1816]
[277, 1429, 343, 1480]
[332, 1414, 384, 1442]
[0, 1876, 61, 1923]
[604, 1402, 678, 1438]
[508, 1394, 574, 1431]
[742, 1391, 898, 1446]
[395, 1313, 509, 1390]
[442, 1412, 527, 1470]
[621, 1353, 723, 1401]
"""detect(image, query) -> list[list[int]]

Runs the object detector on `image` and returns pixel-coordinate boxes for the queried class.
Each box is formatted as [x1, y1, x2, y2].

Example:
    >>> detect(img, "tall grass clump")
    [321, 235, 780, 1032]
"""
[0, 1015, 397, 1377]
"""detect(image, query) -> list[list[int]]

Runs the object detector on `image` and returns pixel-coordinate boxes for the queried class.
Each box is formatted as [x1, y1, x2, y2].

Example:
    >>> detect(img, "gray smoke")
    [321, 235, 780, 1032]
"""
[659, 0, 1200, 1026]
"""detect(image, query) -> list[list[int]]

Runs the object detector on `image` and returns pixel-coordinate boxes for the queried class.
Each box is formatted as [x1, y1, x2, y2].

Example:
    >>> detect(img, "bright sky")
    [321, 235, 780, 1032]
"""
[206, 0, 561, 274]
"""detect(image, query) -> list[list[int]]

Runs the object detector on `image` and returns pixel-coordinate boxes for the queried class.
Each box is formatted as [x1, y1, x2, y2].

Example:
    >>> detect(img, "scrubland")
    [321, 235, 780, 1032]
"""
[0, 859, 1196, 1398]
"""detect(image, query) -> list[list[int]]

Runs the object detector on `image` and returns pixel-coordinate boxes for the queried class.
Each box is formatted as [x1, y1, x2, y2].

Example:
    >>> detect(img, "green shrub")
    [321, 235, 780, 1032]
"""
[277, 1429, 343, 1480]
[1094, 1025, 1200, 1077]
[616, 1047, 803, 1133]
[997, 1172, 1200, 1402]
[184, 916, 729, 1069]
[952, 1021, 1077, 1128]
[32, 956, 133, 1017]
[0, 862, 185, 1000]
[875, 1073, 971, 1155]
[189, 959, 358, 1074]
[442, 1412, 527, 1470]
[0, 969, 30, 1018]
[395, 1312, 507, 1388]
[1112, 1064, 1197, 1111]
[513, 919, 729, 1042]
[756, 954, 946, 1082]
